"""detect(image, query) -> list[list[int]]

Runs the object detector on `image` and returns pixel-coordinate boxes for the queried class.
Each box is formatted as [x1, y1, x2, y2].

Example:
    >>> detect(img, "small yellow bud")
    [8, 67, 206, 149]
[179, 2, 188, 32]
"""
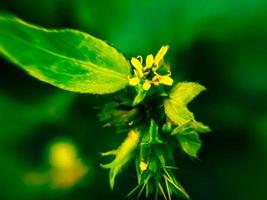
[139, 161, 148, 172]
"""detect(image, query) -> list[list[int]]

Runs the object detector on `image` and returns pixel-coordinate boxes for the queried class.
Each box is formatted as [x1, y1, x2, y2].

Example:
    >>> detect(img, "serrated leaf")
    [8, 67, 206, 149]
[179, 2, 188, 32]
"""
[176, 130, 202, 157]
[164, 99, 194, 126]
[0, 14, 131, 94]
[171, 120, 211, 135]
[171, 122, 194, 136]
[164, 82, 206, 127]
[169, 82, 206, 105]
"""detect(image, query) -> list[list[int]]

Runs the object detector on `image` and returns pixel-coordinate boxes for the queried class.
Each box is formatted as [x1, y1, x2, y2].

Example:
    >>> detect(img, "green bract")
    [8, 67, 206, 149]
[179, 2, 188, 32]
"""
[0, 14, 131, 94]
[0, 14, 211, 200]
[172, 123, 202, 157]
[177, 130, 202, 158]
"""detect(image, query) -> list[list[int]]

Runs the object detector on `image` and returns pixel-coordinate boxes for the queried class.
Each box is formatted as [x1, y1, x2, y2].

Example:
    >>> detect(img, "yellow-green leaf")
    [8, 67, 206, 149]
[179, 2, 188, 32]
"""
[0, 14, 131, 94]
[164, 99, 194, 126]
[176, 130, 202, 157]
[169, 82, 206, 105]
[101, 130, 140, 189]
[164, 82, 206, 126]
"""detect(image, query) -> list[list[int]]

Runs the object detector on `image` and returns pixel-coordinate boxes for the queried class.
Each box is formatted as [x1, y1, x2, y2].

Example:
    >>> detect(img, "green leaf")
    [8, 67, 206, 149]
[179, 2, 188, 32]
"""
[176, 130, 202, 157]
[164, 98, 194, 126]
[171, 120, 211, 135]
[169, 82, 206, 105]
[164, 82, 206, 126]
[0, 14, 131, 94]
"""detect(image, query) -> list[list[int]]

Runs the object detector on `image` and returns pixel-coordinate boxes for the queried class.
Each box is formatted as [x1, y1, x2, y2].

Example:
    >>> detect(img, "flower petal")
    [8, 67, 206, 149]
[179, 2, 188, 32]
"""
[159, 75, 173, 86]
[131, 57, 144, 77]
[154, 45, 169, 67]
[128, 76, 140, 86]
[142, 80, 151, 91]
[145, 54, 154, 69]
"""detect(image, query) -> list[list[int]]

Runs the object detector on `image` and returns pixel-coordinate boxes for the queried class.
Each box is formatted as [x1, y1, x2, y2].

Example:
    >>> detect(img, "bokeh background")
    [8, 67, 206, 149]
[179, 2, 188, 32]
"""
[0, 0, 267, 199]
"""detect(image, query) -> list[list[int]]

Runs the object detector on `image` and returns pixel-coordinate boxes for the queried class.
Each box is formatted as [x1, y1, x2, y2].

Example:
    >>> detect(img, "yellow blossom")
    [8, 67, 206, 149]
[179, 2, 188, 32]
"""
[129, 45, 173, 90]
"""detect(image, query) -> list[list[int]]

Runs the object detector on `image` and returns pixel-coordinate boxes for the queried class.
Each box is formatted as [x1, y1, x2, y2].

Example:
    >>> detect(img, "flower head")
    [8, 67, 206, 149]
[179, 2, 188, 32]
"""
[128, 45, 173, 90]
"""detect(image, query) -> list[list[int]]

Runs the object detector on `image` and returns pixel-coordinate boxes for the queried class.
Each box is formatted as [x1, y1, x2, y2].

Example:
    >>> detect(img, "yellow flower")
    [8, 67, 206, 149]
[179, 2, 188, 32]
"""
[128, 45, 173, 90]
[130, 54, 154, 78]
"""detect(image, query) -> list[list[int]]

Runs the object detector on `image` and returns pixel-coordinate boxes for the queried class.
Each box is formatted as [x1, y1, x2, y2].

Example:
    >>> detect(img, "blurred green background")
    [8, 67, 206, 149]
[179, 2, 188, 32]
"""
[0, 0, 267, 199]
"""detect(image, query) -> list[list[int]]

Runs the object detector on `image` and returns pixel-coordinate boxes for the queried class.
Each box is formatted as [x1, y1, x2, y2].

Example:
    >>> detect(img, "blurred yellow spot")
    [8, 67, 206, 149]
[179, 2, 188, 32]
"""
[49, 141, 88, 189]
[24, 139, 89, 189]
[50, 160, 88, 189]
[49, 142, 77, 170]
